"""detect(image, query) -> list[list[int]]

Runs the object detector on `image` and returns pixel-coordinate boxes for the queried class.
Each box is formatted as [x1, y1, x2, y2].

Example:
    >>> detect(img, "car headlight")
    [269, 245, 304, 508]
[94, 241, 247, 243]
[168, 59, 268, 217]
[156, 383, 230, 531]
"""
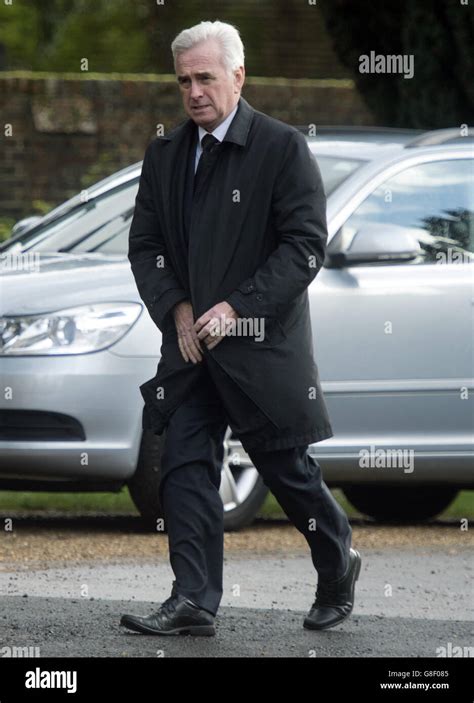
[0, 303, 142, 355]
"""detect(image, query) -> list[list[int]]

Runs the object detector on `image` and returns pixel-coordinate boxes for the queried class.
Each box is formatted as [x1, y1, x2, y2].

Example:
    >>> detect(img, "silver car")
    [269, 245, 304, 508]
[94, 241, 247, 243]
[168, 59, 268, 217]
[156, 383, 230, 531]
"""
[1, 128, 472, 527]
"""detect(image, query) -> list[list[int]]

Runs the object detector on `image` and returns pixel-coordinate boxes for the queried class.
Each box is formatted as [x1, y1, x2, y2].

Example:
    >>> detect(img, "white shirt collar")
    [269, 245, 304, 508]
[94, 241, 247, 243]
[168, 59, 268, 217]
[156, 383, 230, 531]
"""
[197, 102, 239, 146]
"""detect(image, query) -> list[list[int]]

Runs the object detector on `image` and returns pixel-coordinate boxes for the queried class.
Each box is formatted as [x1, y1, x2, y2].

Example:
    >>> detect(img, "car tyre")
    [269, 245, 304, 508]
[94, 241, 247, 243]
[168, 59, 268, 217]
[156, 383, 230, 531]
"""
[343, 485, 458, 522]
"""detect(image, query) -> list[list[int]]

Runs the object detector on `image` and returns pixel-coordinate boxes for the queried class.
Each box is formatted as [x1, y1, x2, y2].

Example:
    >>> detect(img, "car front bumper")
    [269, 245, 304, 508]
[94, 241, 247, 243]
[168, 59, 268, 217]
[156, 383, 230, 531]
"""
[0, 350, 158, 482]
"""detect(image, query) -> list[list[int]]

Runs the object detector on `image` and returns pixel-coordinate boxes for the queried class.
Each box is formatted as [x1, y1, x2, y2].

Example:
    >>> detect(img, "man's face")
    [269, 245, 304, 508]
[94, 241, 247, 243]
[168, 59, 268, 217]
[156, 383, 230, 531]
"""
[175, 39, 245, 131]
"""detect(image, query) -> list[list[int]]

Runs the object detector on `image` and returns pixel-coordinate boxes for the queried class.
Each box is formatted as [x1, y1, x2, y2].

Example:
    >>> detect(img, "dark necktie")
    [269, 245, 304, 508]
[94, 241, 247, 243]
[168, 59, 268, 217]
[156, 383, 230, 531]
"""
[193, 133, 219, 196]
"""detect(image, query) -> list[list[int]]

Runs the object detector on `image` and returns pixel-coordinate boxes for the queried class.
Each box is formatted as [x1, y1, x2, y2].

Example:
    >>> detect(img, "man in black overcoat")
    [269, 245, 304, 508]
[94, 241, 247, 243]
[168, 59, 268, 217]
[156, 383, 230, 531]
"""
[121, 20, 361, 636]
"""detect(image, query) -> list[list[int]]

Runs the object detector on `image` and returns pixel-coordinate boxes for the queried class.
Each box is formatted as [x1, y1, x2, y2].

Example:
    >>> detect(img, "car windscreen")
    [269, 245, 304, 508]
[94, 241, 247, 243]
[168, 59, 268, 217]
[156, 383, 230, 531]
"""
[2, 181, 139, 254]
[69, 158, 357, 252]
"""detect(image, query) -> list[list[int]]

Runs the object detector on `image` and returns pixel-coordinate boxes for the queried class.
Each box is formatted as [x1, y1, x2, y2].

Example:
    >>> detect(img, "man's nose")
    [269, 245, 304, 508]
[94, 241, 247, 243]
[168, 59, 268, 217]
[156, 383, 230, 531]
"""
[189, 80, 204, 100]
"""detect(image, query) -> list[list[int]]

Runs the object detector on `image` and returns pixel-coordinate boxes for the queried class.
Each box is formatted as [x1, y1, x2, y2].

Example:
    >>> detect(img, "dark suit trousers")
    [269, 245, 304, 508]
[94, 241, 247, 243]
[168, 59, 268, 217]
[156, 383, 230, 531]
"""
[158, 357, 352, 617]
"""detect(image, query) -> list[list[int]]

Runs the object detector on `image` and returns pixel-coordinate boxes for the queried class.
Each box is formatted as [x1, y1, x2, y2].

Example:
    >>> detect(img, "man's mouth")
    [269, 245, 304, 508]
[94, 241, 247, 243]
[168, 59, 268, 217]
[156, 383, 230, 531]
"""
[192, 105, 210, 111]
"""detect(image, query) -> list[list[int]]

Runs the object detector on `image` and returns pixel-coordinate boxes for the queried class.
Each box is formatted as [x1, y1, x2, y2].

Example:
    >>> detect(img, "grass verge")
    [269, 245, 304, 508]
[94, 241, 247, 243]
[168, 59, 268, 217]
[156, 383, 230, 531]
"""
[0, 488, 472, 521]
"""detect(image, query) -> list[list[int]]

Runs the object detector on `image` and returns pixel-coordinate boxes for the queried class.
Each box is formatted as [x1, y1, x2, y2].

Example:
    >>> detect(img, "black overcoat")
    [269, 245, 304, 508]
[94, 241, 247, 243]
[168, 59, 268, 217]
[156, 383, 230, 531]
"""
[128, 96, 334, 451]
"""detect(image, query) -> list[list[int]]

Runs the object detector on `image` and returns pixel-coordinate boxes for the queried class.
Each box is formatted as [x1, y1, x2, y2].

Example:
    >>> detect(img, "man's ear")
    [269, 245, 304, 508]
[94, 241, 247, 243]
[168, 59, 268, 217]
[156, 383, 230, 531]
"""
[234, 65, 245, 92]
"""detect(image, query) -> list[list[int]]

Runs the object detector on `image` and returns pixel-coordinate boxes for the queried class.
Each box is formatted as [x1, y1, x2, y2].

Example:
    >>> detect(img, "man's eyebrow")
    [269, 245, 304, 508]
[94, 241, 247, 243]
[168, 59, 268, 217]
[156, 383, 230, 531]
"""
[177, 72, 215, 81]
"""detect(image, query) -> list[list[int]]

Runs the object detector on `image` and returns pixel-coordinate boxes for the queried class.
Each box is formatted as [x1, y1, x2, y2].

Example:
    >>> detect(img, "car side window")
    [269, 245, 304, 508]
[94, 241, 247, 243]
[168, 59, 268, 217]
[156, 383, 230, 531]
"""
[341, 158, 474, 264]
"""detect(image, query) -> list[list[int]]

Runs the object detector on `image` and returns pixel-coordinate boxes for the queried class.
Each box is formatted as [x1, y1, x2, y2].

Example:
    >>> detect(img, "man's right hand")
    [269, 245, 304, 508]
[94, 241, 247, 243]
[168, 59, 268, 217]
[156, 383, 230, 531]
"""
[172, 300, 203, 364]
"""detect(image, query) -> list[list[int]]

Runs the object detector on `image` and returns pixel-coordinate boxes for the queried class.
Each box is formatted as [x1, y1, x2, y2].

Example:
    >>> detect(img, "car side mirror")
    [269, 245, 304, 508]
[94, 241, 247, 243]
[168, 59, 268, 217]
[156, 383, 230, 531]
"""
[325, 223, 423, 267]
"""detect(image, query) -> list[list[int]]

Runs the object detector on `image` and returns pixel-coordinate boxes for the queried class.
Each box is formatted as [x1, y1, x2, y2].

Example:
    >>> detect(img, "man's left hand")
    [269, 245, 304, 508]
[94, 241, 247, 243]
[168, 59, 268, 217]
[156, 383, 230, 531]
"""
[194, 301, 240, 350]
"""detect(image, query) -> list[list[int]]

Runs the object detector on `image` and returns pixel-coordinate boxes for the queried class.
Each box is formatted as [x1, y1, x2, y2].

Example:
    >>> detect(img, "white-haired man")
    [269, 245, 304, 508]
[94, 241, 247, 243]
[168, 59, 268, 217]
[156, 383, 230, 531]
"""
[122, 20, 361, 637]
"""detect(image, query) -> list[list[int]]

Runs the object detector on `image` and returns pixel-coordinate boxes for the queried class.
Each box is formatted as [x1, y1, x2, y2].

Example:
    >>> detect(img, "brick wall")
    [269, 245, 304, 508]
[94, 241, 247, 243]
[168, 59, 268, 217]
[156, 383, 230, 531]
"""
[0, 72, 373, 220]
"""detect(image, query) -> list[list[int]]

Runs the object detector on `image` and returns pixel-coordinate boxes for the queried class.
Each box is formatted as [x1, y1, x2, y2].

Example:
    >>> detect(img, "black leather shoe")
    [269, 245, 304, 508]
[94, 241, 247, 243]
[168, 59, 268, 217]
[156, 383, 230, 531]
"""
[120, 585, 215, 636]
[303, 548, 362, 631]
